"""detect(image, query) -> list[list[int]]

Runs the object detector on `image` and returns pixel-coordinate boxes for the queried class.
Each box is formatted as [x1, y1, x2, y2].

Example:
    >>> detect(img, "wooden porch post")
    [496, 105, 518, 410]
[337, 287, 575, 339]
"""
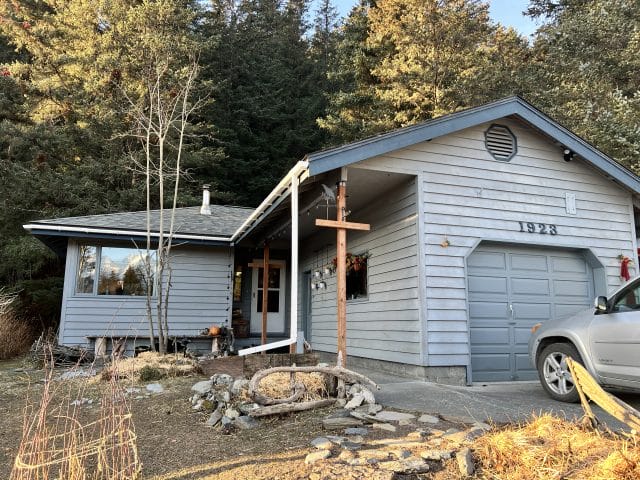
[315, 168, 370, 368]
[336, 180, 347, 367]
[261, 243, 270, 348]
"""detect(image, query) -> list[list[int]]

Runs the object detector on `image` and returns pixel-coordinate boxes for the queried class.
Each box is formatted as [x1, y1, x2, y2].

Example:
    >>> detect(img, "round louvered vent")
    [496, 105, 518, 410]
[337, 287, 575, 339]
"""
[484, 124, 517, 161]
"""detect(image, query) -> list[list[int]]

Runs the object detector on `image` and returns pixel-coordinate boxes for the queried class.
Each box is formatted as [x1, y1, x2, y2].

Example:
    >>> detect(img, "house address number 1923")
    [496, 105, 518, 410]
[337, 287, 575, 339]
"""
[518, 221, 558, 235]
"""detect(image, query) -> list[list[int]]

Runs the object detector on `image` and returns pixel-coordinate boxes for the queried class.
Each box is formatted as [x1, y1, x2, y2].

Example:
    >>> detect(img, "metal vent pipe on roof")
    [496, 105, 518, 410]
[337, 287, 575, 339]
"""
[200, 184, 211, 215]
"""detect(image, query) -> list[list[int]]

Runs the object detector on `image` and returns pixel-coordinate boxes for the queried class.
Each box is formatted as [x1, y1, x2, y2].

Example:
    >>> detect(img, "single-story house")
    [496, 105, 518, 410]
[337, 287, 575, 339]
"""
[25, 96, 640, 385]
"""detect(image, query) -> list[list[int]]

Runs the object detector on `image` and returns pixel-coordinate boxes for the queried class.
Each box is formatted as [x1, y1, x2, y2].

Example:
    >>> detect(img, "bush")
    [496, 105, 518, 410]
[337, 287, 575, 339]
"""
[0, 291, 38, 360]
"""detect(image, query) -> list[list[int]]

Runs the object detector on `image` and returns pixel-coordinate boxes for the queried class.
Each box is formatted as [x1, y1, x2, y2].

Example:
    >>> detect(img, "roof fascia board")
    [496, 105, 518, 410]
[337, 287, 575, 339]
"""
[231, 160, 309, 243]
[513, 102, 640, 192]
[307, 100, 518, 176]
[24, 224, 232, 245]
[306, 97, 640, 193]
[27, 229, 231, 247]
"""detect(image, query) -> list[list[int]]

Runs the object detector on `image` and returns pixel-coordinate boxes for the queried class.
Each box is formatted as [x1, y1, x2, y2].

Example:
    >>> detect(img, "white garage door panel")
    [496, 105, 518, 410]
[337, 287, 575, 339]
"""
[469, 245, 594, 382]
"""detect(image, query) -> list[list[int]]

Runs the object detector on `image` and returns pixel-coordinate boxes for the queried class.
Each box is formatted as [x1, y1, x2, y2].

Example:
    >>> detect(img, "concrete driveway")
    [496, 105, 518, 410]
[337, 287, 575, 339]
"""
[358, 370, 640, 432]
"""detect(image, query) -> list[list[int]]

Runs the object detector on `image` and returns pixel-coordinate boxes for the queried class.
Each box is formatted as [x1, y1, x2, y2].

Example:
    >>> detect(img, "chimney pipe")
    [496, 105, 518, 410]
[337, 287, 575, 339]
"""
[200, 184, 211, 215]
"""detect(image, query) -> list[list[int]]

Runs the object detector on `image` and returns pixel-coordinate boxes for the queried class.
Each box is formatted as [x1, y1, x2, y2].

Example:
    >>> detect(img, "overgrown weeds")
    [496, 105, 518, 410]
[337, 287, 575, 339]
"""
[474, 414, 640, 479]
[11, 349, 141, 480]
[0, 289, 38, 360]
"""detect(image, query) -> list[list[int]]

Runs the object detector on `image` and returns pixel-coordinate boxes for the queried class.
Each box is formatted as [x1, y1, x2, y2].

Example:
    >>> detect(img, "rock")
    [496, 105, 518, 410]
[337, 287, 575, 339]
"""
[311, 437, 334, 450]
[206, 409, 223, 427]
[457, 448, 475, 476]
[335, 398, 347, 408]
[225, 408, 240, 419]
[349, 411, 378, 423]
[344, 427, 368, 436]
[346, 435, 364, 443]
[379, 458, 430, 474]
[374, 411, 416, 422]
[326, 409, 352, 419]
[367, 404, 383, 415]
[235, 415, 259, 430]
[192, 399, 204, 411]
[216, 390, 231, 403]
[221, 416, 233, 426]
[337, 450, 356, 461]
[59, 369, 96, 381]
[359, 387, 376, 405]
[344, 393, 365, 410]
[316, 362, 329, 368]
[231, 379, 249, 395]
[191, 380, 213, 395]
[372, 423, 396, 433]
[391, 449, 412, 459]
[211, 373, 233, 386]
[474, 422, 492, 431]
[305, 450, 331, 464]
[238, 402, 260, 415]
[444, 427, 485, 445]
[363, 449, 392, 461]
[407, 430, 430, 440]
[126, 388, 142, 395]
[420, 449, 453, 461]
[145, 383, 164, 394]
[399, 419, 413, 426]
[325, 435, 346, 444]
[70, 398, 93, 407]
[323, 417, 364, 429]
[340, 441, 362, 451]
[418, 414, 440, 424]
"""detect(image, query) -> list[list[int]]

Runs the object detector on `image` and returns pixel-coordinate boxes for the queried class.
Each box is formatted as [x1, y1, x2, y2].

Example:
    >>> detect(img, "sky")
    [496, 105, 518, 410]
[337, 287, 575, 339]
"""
[330, 0, 539, 37]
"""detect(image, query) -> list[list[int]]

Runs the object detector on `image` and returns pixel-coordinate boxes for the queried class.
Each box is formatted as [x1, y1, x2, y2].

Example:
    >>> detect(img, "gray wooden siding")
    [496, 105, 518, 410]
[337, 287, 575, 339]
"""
[358, 119, 637, 367]
[299, 179, 421, 365]
[60, 240, 233, 346]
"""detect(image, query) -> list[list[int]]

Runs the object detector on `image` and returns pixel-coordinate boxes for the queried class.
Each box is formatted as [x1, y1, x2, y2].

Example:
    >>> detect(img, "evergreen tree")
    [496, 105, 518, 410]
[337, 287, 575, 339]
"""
[320, 0, 529, 141]
[199, 0, 326, 206]
[525, 0, 640, 171]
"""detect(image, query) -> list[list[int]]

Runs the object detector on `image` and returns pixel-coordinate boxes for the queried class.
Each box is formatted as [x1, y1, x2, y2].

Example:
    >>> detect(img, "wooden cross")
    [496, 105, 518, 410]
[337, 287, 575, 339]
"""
[315, 178, 370, 367]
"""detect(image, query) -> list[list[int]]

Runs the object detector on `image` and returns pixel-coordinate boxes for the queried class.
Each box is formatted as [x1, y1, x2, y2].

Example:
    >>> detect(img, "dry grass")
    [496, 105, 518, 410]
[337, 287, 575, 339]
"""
[11, 353, 140, 479]
[0, 291, 38, 360]
[99, 352, 198, 382]
[474, 414, 640, 480]
[257, 371, 328, 401]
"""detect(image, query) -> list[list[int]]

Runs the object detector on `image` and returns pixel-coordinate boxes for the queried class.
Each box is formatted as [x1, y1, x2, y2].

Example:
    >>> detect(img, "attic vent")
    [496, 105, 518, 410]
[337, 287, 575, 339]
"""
[484, 124, 517, 161]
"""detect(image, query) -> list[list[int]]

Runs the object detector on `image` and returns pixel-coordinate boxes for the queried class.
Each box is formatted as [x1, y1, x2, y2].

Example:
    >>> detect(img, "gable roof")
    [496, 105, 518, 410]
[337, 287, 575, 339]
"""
[305, 96, 640, 193]
[24, 205, 253, 253]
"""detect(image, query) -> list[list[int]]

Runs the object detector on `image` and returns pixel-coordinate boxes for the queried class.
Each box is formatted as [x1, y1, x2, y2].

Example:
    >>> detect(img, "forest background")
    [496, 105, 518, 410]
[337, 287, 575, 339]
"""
[1, 0, 639, 335]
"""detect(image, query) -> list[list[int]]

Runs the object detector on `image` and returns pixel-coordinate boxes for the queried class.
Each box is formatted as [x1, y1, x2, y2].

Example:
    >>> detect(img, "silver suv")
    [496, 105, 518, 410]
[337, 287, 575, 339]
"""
[529, 277, 640, 402]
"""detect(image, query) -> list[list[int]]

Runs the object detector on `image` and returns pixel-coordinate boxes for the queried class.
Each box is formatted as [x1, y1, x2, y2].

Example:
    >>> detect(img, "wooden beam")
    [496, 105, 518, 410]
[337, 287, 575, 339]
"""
[315, 219, 371, 231]
[336, 180, 347, 367]
[261, 244, 270, 348]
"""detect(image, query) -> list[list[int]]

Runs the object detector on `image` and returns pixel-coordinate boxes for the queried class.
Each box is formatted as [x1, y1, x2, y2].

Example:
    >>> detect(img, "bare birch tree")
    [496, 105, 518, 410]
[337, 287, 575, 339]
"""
[127, 57, 203, 354]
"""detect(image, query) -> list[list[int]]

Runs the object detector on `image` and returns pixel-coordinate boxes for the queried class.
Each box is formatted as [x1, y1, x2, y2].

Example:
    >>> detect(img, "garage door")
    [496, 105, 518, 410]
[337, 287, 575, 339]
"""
[468, 244, 594, 382]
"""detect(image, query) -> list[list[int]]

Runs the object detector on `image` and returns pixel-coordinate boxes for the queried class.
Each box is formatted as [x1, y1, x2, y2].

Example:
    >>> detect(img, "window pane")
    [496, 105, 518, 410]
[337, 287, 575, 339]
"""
[346, 256, 368, 300]
[256, 290, 280, 313]
[98, 247, 154, 296]
[257, 265, 280, 289]
[76, 245, 97, 294]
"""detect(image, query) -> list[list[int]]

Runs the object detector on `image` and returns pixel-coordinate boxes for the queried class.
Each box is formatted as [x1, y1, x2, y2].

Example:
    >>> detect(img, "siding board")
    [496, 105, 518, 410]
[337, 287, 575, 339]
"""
[354, 118, 636, 369]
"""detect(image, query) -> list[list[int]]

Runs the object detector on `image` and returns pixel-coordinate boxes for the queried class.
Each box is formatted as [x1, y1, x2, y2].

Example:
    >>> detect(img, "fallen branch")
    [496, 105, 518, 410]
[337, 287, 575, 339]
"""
[248, 399, 336, 417]
[248, 365, 379, 406]
[568, 357, 640, 432]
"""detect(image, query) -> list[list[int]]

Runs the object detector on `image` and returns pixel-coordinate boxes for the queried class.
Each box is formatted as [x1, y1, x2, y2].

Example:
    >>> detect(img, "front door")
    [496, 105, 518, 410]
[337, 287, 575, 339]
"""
[250, 260, 286, 335]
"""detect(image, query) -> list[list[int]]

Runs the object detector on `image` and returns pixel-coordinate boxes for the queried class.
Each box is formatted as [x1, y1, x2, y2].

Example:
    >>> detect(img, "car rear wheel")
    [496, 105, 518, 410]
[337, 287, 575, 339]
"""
[537, 343, 583, 403]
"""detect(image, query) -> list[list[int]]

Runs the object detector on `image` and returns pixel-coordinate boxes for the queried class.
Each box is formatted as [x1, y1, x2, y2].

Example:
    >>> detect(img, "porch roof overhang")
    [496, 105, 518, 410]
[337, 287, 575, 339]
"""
[304, 96, 640, 194]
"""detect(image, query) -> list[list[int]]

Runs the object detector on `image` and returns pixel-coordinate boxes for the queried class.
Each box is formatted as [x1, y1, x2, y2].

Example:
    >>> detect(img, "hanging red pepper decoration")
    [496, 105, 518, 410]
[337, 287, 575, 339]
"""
[619, 255, 632, 281]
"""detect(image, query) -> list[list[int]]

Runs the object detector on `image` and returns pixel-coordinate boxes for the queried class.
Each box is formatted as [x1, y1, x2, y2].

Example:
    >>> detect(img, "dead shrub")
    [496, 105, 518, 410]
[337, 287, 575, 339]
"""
[0, 290, 38, 360]
[474, 414, 640, 480]
[99, 351, 197, 383]
[258, 371, 328, 401]
[11, 350, 141, 480]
